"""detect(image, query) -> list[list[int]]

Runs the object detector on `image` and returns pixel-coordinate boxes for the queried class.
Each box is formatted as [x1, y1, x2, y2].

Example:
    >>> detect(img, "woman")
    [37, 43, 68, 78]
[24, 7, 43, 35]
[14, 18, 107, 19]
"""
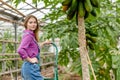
[17, 15, 51, 80]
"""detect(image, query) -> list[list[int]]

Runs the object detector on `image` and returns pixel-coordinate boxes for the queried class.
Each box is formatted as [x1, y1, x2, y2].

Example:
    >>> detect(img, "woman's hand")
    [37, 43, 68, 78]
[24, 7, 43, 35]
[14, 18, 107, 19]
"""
[43, 40, 52, 45]
[26, 57, 38, 63]
[40, 40, 52, 47]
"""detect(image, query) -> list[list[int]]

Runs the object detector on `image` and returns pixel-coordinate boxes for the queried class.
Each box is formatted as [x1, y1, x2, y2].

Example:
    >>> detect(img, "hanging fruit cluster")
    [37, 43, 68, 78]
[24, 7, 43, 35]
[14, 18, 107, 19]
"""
[62, 0, 99, 20]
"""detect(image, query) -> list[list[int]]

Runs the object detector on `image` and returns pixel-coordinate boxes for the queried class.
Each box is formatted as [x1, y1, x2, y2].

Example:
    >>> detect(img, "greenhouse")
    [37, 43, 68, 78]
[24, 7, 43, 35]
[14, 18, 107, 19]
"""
[0, 0, 119, 80]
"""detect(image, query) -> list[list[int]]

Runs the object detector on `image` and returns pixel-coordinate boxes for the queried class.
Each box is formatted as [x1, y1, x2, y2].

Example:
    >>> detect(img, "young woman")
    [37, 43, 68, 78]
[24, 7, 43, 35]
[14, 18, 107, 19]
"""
[17, 15, 51, 80]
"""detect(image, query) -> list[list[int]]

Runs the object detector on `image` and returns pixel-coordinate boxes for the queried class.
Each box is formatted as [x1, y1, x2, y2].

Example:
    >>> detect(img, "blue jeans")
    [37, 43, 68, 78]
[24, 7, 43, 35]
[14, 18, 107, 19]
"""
[21, 54, 43, 80]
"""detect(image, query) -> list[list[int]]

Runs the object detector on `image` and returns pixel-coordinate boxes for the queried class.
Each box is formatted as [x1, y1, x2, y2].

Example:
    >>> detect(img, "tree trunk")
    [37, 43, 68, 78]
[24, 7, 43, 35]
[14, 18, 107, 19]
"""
[78, 15, 90, 80]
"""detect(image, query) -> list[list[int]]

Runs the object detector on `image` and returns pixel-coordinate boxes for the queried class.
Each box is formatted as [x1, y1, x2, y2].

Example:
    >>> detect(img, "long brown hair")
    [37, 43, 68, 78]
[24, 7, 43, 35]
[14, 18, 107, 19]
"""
[24, 15, 39, 42]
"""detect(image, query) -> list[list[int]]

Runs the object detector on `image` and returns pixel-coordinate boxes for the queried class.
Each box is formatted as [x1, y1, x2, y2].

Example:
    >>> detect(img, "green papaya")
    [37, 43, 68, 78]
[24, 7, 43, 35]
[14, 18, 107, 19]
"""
[67, 0, 78, 20]
[78, 1, 85, 17]
[91, 8, 97, 17]
[84, 0, 93, 12]
[90, 0, 99, 8]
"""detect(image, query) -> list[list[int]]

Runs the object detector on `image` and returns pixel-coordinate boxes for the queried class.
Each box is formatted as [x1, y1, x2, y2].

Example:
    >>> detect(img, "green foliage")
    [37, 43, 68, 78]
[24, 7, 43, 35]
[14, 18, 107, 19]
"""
[0, 43, 2, 52]
[41, 19, 79, 66]
[4, 30, 15, 52]
[41, 0, 119, 79]
[0, 30, 23, 75]
[12, 0, 38, 6]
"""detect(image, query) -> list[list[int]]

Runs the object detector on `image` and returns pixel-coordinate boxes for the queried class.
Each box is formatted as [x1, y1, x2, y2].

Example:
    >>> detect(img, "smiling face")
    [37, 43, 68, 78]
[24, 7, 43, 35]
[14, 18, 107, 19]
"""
[26, 17, 37, 31]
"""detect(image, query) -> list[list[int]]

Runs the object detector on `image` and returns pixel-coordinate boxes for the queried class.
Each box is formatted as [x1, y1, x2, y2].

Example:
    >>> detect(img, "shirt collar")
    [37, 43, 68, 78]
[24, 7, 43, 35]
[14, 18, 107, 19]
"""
[23, 30, 35, 36]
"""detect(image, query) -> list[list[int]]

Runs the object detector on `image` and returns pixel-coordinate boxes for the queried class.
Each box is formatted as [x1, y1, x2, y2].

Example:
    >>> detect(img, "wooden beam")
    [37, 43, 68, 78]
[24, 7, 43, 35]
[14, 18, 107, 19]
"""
[0, 10, 20, 20]
[0, 69, 21, 76]
[0, 6, 19, 17]
[25, 2, 46, 15]
[0, 39, 19, 43]
[0, 0, 26, 17]
[0, 17, 23, 26]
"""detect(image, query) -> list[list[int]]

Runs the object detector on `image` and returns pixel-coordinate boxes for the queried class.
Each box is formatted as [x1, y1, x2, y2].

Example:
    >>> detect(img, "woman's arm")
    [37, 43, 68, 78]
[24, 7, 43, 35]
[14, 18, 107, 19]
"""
[17, 34, 32, 59]
[39, 40, 52, 47]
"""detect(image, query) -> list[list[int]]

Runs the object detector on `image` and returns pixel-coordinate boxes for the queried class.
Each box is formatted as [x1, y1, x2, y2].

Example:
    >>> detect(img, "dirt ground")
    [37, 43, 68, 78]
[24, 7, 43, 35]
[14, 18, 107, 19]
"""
[0, 75, 22, 80]
[0, 66, 81, 80]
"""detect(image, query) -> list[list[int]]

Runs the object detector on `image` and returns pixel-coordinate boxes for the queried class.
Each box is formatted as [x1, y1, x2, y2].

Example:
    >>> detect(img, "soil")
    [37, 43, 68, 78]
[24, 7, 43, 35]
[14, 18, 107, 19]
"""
[0, 66, 81, 80]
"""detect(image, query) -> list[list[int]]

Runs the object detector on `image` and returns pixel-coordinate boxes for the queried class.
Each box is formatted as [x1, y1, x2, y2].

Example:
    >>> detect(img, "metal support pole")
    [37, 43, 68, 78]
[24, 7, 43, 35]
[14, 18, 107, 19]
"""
[2, 42, 6, 73]
[13, 23, 17, 53]
[13, 23, 18, 80]
[2, 42, 6, 53]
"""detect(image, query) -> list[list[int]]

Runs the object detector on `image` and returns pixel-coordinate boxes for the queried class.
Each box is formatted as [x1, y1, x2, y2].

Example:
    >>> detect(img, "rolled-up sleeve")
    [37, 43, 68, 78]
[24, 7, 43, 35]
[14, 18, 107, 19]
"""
[17, 34, 32, 59]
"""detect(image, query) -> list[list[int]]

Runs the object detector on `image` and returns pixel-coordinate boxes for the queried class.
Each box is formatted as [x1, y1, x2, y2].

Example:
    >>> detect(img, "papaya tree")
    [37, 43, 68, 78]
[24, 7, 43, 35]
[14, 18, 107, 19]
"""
[42, 0, 119, 79]
[40, 0, 119, 79]
[61, 0, 100, 79]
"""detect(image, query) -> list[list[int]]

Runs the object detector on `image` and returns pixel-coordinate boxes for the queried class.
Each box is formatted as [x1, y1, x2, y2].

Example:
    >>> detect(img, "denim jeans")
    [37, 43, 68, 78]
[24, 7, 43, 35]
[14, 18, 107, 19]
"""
[21, 53, 43, 80]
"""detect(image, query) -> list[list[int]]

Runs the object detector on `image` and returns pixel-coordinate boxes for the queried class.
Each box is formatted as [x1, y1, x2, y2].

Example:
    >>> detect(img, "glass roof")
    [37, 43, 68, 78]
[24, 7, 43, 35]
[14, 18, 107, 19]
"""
[0, 0, 47, 19]
[0, 0, 50, 37]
